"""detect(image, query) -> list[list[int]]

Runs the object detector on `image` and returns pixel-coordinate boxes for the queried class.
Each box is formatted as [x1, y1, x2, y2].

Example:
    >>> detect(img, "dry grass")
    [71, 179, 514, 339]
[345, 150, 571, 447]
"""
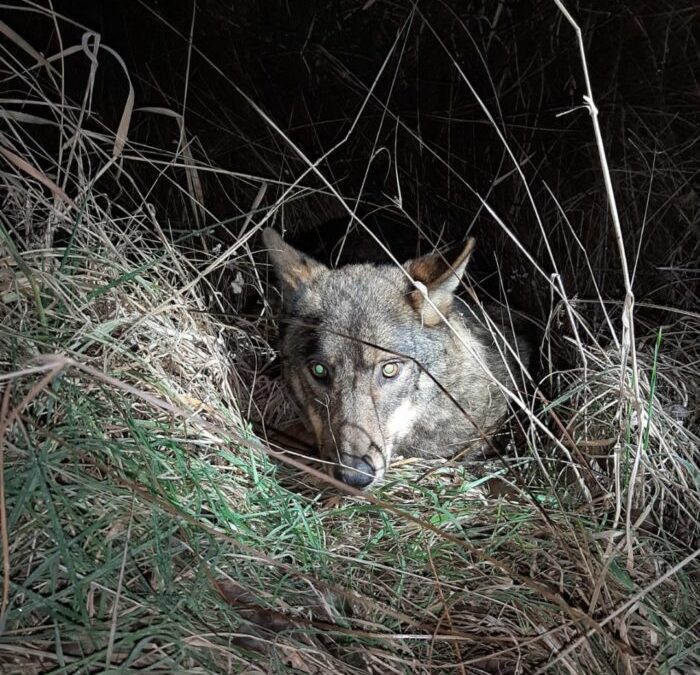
[1, 3, 698, 674]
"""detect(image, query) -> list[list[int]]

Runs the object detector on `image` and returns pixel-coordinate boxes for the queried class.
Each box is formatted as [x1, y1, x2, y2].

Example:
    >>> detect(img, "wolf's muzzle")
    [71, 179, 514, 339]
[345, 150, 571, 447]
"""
[334, 455, 376, 488]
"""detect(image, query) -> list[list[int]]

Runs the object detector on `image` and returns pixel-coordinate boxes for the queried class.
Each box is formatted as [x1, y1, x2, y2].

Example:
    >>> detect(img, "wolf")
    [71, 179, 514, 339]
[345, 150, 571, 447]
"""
[263, 227, 532, 489]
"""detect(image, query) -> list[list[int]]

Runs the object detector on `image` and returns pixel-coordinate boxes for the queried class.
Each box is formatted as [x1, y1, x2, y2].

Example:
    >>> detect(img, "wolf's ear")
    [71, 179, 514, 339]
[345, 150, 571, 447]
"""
[405, 237, 475, 326]
[263, 228, 325, 295]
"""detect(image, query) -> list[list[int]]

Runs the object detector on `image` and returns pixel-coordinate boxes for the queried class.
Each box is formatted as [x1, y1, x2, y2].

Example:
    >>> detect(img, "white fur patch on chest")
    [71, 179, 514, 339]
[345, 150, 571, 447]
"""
[384, 399, 419, 443]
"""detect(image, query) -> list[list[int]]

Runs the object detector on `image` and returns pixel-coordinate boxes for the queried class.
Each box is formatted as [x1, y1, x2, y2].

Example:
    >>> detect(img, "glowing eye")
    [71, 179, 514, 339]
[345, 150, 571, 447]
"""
[381, 362, 400, 378]
[310, 361, 329, 379]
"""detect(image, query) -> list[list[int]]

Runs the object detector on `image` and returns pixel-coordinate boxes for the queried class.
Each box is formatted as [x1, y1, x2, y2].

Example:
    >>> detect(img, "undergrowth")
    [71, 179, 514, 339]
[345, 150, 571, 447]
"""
[0, 2, 698, 674]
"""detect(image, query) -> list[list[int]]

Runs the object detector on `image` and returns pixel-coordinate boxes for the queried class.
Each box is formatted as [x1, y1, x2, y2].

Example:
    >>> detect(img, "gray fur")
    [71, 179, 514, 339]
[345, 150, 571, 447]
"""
[263, 227, 532, 489]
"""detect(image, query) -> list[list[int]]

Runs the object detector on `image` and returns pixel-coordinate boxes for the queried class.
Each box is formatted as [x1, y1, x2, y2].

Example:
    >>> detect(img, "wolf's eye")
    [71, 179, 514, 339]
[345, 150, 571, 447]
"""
[309, 361, 329, 379]
[381, 362, 401, 378]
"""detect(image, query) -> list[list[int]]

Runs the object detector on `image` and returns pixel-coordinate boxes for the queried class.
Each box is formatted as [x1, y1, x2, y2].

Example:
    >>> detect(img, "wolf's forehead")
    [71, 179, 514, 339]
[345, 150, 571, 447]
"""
[283, 265, 416, 360]
[308, 269, 416, 356]
[319, 269, 406, 325]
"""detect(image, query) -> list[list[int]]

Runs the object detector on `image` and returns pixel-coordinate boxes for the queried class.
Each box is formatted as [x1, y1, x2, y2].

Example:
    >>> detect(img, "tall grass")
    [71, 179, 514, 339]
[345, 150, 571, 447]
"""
[1, 3, 698, 674]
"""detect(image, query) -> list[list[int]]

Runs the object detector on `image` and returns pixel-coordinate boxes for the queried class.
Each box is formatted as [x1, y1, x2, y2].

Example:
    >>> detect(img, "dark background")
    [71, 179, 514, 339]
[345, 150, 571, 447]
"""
[9, 0, 699, 320]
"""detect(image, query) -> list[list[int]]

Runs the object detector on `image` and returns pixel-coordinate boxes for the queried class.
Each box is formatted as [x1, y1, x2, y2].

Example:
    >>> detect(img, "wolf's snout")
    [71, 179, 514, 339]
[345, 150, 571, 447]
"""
[334, 455, 376, 488]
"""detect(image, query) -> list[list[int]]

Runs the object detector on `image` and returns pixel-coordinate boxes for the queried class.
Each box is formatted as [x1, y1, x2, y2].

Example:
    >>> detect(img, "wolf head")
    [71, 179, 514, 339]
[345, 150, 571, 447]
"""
[263, 227, 507, 489]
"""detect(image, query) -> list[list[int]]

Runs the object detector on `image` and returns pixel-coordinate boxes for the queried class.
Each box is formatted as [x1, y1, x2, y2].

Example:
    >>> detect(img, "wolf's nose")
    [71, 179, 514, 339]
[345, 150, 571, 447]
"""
[335, 456, 375, 488]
